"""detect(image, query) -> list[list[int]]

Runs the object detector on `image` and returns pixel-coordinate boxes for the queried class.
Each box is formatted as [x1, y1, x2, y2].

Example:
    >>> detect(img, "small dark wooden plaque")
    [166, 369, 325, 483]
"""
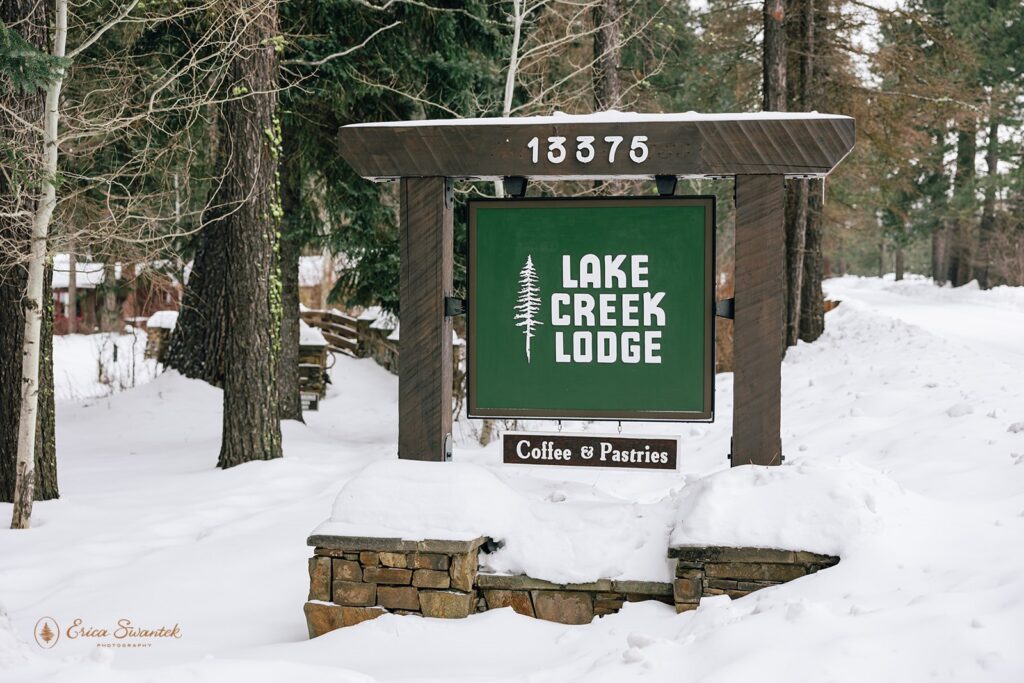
[502, 432, 678, 471]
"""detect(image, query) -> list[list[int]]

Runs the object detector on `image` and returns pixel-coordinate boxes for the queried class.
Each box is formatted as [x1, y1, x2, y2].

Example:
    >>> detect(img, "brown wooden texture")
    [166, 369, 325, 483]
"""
[503, 433, 677, 470]
[732, 175, 785, 466]
[399, 177, 453, 461]
[300, 308, 359, 355]
[338, 116, 854, 180]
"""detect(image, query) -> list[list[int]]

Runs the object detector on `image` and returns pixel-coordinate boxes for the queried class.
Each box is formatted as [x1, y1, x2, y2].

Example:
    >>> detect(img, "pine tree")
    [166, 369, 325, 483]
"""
[513, 255, 542, 363]
[38, 621, 54, 643]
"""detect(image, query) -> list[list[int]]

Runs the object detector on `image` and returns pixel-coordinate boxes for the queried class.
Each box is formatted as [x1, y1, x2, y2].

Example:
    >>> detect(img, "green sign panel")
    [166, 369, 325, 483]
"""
[468, 197, 715, 422]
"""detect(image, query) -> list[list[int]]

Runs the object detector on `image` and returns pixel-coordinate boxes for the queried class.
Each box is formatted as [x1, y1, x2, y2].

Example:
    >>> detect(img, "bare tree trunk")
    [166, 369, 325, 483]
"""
[101, 261, 118, 332]
[762, 0, 787, 112]
[479, 419, 495, 447]
[592, 0, 622, 110]
[977, 117, 998, 289]
[949, 122, 977, 287]
[278, 129, 303, 422]
[67, 243, 77, 333]
[34, 264, 58, 499]
[12, 0, 67, 529]
[784, 0, 813, 346]
[894, 247, 905, 281]
[493, 0, 524, 199]
[785, 184, 807, 346]
[216, 0, 282, 469]
[931, 229, 946, 284]
[165, 218, 229, 384]
[879, 241, 886, 278]
[799, 182, 825, 342]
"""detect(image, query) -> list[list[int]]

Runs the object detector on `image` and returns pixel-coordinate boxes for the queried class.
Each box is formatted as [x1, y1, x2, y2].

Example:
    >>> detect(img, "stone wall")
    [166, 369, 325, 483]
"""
[478, 574, 673, 624]
[670, 545, 840, 612]
[304, 535, 483, 637]
[304, 535, 839, 638]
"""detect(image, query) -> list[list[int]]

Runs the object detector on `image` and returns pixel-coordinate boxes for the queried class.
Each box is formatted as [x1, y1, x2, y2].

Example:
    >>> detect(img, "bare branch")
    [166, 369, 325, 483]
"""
[283, 21, 402, 67]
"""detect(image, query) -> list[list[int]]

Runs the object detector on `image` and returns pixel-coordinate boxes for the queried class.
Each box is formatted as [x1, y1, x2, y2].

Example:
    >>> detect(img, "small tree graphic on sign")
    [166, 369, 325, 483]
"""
[514, 254, 542, 362]
[39, 621, 54, 643]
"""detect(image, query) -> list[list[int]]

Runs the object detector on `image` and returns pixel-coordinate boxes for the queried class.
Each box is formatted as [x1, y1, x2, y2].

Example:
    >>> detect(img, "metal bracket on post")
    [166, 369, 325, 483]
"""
[715, 298, 735, 319]
[444, 296, 466, 317]
[655, 175, 678, 197]
[444, 177, 454, 209]
[503, 176, 528, 198]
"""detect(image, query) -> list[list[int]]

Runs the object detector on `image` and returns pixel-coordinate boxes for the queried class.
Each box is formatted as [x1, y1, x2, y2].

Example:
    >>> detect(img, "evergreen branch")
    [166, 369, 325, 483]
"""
[0, 22, 70, 92]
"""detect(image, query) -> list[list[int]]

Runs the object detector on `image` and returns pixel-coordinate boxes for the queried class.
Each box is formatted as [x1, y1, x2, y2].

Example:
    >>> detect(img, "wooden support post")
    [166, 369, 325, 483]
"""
[398, 177, 454, 461]
[732, 175, 785, 466]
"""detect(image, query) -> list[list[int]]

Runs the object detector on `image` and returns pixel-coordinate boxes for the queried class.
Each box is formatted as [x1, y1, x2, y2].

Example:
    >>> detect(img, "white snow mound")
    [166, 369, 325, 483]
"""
[670, 459, 909, 556]
[314, 460, 677, 583]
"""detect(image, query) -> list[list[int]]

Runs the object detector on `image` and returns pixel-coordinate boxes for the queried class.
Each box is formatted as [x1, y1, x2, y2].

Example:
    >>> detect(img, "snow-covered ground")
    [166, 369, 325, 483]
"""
[2, 275, 1023, 682]
[52, 330, 160, 401]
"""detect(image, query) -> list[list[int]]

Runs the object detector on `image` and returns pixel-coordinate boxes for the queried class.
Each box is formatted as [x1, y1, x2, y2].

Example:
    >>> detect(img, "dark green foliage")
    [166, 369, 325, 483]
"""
[0, 21, 67, 93]
[280, 0, 506, 314]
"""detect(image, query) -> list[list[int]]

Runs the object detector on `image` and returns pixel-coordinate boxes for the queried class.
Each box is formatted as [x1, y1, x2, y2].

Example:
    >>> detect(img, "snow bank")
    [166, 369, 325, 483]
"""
[146, 310, 178, 330]
[670, 459, 910, 556]
[6, 275, 1024, 681]
[315, 460, 676, 583]
[299, 320, 327, 346]
[53, 331, 160, 401]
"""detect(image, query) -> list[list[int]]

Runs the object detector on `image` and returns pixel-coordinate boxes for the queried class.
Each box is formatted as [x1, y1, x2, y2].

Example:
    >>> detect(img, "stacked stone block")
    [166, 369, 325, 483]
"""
[304, 535, 483, 638]
[669, 545, 840, 612]
[477, 574, 673, 624]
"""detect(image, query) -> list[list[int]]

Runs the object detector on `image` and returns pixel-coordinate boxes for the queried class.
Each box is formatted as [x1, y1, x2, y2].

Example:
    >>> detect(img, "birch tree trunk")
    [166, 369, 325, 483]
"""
[493, 0, 523, 200]
[1, 0, 59, 506]
[11, 0, 67, 529]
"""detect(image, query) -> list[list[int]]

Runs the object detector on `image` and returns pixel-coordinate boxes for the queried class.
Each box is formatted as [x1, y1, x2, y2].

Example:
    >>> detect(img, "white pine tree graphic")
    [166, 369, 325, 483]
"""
[513, 254, 542, 362]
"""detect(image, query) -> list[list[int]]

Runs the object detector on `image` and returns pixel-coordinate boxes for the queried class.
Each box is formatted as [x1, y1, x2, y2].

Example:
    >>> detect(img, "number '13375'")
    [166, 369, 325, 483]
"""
[527, 135, 649, 165]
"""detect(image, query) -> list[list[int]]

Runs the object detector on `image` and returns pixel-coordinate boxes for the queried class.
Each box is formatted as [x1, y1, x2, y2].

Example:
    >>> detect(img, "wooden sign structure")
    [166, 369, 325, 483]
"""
[338, 113, 855, 467]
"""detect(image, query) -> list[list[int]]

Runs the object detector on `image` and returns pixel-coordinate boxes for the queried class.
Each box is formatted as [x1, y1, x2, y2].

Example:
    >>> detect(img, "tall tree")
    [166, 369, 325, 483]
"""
[278, 129, 303, 422]
[0, 0, 59, 506]
[215, 0, 282, 468]
[976, 117, 998, 288]
[592, 0, 622, 110]
[795, 0, 827, 342]
[948, 120, 977, 286]
[762, 0, 786, 111]
[2, 0, 67, 527]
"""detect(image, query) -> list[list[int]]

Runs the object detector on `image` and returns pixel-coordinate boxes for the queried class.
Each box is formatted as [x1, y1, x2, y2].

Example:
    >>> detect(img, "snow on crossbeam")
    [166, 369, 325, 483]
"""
[338, 111, 855, 181]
